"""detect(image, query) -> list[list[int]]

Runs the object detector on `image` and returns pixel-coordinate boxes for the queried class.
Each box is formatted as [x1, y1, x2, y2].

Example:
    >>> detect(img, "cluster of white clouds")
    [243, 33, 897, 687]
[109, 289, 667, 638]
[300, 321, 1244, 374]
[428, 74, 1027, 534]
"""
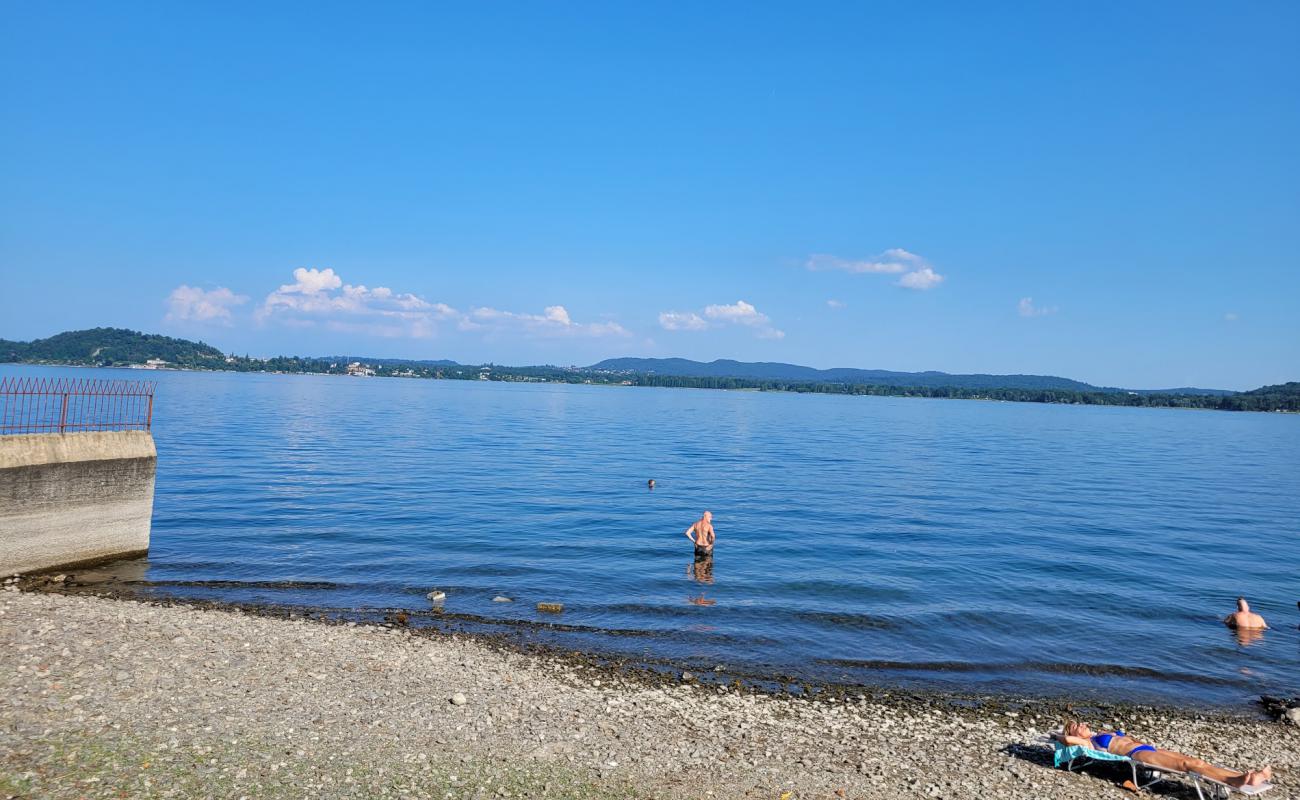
[255, 268, 454, 338]
[165, 248, 961, 345]
[658, 300, 784, 340]
[805, 248, 945, 291]
[165, 285, 249, 324]
[166, 267, 628, 340]
[461, 304, 629, 338]
[1017, 297, 1058, 318]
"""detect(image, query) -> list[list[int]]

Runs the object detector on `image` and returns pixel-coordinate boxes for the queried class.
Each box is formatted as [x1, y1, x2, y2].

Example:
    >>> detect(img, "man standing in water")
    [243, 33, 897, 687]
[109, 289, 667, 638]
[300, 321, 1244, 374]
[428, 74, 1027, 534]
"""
[685, 511, 715, 558]
[1224, 597, 1268, 630]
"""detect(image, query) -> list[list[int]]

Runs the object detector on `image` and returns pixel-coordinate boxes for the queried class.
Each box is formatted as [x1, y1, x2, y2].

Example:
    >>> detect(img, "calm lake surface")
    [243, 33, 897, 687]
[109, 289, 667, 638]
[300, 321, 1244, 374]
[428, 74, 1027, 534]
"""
[8, 365, 1299, 707]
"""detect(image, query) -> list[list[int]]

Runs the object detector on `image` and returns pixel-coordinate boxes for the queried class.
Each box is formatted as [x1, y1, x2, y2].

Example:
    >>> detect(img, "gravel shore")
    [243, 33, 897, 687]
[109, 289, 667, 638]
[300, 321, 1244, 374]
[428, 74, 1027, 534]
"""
[3, 590, 1295, 799]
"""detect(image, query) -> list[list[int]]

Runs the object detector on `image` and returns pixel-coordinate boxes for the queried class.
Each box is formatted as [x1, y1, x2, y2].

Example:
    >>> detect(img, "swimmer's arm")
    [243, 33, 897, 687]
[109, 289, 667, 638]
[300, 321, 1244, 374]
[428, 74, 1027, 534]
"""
[684, 525, 697, 544]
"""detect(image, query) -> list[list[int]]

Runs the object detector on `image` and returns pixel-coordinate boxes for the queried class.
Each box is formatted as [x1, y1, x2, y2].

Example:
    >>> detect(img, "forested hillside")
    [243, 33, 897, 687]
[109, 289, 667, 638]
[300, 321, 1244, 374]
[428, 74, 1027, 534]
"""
[0, 328, 225, 367]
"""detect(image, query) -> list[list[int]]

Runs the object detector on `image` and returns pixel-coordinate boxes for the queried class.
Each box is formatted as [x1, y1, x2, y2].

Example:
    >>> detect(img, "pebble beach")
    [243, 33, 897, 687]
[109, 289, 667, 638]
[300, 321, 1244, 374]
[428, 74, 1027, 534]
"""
[3, 589, 1295, 799]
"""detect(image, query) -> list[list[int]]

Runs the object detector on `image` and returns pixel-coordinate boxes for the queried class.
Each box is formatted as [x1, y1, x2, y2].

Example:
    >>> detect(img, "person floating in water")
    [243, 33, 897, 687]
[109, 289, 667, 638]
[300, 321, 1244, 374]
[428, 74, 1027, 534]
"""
[684, 510, 715, 558]
[1224, 596, 1268, 630]
[647, 479, 656, 490]
[1052, 720, 1272, 790]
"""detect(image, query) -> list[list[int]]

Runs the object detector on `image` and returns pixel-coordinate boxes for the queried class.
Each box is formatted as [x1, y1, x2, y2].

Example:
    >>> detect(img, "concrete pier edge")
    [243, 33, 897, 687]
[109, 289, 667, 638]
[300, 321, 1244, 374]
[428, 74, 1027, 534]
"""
[0, 430, 157, 575]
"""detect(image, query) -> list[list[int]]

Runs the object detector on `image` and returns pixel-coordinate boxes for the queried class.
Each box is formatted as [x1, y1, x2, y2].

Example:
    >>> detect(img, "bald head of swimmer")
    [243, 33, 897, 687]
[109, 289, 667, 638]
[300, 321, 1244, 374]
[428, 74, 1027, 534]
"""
[703, 510, 712, 520]
[1237, 596, 1250, 612]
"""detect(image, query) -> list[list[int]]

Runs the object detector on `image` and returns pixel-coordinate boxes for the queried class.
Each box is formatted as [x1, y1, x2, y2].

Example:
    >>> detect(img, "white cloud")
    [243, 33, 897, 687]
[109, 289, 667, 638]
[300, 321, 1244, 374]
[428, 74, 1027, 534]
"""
[808, 248, 945, 291]
[805, 249, 923, 274]
[660, 299, 784, 339]
[280, 267, 343, 294]
[198, 266, 627, 342]
[826, 299, 846, 309]
[658, 311, 708, 331]
[467, 304, 630, 338]
[703, 300, 769, 325]
[1224, 312, 1239, 322]
[164, 285, 249, 324]
[257, 267, 448, 338]
[1017, 296, 1058, 317]
[897, 267, 944, 291]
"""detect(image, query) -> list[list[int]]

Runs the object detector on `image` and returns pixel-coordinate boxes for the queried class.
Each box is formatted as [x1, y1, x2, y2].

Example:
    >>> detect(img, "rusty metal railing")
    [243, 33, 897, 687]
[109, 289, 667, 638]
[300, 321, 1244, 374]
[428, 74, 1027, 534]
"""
[0, 377, 156, 435]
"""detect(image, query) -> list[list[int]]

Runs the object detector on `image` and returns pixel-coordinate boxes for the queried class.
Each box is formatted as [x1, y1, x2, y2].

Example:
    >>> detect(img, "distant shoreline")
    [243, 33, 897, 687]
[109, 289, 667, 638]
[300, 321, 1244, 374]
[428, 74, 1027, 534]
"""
[5, 359, 1298, 414]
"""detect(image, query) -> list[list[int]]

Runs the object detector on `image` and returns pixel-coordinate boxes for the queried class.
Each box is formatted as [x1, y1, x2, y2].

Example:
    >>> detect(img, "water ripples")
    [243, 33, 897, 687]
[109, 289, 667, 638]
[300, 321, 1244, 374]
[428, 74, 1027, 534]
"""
[6, 365, 1299, 707]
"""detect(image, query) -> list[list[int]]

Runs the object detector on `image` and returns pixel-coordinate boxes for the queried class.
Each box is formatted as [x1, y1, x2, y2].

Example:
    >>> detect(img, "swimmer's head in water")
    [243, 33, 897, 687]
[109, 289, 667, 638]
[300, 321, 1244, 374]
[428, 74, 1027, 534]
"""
[703, 510, 712, 520]
[1237, 596, 1250, 611]
[648, 479, 655, 488]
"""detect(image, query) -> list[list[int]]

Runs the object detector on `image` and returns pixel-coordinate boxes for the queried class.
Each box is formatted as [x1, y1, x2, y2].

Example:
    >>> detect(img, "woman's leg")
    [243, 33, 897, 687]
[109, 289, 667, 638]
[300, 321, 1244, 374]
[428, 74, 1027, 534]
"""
[1132, 749, 1271, 787]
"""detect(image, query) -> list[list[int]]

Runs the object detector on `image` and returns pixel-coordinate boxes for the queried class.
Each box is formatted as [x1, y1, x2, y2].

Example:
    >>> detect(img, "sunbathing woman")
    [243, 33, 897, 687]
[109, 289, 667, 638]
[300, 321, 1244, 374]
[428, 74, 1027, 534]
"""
[1052, 720, 1272, 789]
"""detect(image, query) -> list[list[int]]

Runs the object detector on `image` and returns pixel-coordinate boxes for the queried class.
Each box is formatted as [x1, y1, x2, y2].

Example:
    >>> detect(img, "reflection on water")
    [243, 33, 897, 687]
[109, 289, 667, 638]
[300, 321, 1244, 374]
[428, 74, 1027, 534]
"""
[688, 554, 715, 585]
[686, 552, 715, 606]
[67, 558, 153, 585]
[6, 363, 1299, 707]
[1232, 627, 1267, 648]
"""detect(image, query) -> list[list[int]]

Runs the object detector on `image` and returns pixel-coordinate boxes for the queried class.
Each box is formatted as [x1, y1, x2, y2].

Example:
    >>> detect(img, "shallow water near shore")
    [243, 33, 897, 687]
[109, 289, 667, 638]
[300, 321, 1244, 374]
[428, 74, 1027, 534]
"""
[7, 364, 1299, 708]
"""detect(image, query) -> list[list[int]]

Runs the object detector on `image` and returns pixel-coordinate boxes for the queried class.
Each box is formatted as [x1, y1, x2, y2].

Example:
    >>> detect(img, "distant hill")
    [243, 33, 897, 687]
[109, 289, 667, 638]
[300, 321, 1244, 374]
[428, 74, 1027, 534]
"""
[1, 329, 1267, 402]
[591, 357, 1131, 392]
[0, 328, 225, 367]
[1240, 382, 1300, 398]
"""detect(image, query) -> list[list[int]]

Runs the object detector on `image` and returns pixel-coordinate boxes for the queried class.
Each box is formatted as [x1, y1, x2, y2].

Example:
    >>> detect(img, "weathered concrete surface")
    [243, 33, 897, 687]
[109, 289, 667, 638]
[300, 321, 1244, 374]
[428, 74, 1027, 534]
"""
[0, 431, 156, 574]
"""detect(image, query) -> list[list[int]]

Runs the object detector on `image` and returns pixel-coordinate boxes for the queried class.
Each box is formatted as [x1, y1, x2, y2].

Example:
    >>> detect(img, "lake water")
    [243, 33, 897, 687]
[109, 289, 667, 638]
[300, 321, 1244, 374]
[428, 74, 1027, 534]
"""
[6, 364, 1299, 707]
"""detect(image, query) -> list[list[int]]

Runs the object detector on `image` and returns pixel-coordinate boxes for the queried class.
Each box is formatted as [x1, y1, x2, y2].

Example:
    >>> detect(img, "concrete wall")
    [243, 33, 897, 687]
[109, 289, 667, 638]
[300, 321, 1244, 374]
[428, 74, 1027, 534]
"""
[0, 431, 156, 574]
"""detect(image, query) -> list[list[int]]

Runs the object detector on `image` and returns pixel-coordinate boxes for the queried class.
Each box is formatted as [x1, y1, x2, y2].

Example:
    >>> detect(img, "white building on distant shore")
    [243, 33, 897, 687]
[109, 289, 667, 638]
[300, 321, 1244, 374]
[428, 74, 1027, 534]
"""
[130, 358, 169, 370]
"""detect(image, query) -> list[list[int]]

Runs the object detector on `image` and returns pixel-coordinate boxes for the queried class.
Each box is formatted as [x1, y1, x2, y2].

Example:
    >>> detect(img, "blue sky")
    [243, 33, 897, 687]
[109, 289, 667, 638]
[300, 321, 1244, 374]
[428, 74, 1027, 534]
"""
[2, 2, 1297, 390]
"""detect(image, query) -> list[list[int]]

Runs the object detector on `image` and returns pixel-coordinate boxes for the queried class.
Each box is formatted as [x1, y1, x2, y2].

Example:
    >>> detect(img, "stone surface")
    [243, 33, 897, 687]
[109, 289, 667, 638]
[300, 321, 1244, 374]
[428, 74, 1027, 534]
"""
[0, 431, 156, 574]
[2, 591, 1296, 800]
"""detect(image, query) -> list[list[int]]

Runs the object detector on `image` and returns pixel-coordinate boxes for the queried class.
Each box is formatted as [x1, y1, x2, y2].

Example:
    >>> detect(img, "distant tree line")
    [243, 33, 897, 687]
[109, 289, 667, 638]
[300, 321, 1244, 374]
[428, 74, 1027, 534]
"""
[628, 374, 1300, 412]
[3, 328, 1297, 412]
